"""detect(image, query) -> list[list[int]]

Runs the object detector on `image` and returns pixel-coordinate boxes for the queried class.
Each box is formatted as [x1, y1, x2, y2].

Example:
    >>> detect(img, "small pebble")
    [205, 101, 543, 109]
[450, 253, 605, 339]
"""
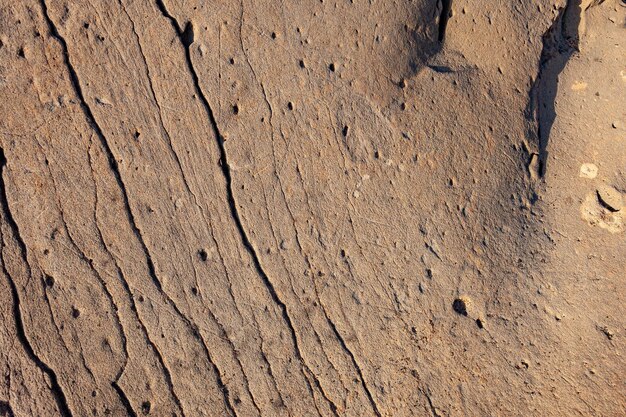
[579, 163, 598, 179]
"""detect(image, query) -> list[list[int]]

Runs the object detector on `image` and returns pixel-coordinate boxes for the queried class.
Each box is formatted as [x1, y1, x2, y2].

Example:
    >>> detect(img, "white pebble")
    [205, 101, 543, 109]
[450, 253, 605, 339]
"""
[579, 163, 598, 179]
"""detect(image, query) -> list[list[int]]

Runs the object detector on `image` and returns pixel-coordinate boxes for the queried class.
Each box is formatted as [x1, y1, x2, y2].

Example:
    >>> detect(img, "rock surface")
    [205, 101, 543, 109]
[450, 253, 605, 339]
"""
[0, 0, 624, 416]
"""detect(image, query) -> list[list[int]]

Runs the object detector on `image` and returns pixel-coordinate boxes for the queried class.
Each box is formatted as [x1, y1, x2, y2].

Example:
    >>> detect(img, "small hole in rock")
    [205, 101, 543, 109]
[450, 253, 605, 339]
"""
[83, 22, 90, 29]
[452, 298, 468, 316]
[232, 104, 239, 115]
[342, 125, 349, 137]
[287, 102, 294, 111]
[475, 319, 484, 329]
[141, 401, 151, 415]
[328, 63, 336, 72]
[198, 249, 208, 262]
[299, 59, 305, 68]
[71, 307, 81, 319]
[134, 130, 140, 139]
[181, 22, 194, 47]
[191, 287, 198, 296]
[271, 32, 277, 39]
[45, 275, 55, 287]
[17, 47, 25, 58]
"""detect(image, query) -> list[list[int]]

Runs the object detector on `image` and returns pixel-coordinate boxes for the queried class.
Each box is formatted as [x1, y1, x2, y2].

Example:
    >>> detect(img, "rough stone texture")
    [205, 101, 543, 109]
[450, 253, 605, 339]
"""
[0, 0, 623, 416]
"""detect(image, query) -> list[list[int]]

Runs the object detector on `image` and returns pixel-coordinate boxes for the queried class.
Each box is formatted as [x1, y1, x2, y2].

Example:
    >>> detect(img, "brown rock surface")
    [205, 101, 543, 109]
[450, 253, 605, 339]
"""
[0, 0, 623, 416]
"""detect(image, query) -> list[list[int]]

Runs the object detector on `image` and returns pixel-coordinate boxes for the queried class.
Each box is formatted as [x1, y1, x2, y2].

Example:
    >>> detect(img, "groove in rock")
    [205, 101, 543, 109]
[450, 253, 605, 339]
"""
[236, 9, 344, 413]
[87, 143, 184, 416]
[324, 311, 382, 416]
[527, 0, 582, 177]
[154, 0, 339, 415]
[437, 0, 453, 42]
[421, 387, 440, 417]
[40, 0, 240, 413]
[39, 0, 164, 294]
[0, 149, 73, 417]
[38, 2, 197, 415]
[111, 381, 139, 417]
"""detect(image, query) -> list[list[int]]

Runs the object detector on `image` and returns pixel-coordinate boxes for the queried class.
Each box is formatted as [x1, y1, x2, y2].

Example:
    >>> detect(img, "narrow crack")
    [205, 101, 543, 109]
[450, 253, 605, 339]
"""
[38, 0, 166, 295]
[154, 1, 343, 416]
[321, 306, 381, 416]
[437, 0, 453, 42]
[421, 387, 440, 417]
[38, 3, 220, 416]
[118, 0, 199, 207]
[87, 141, 184, 416]
[38, 145, 129, 383]
[118, 15, 256, 409]
[0, 149, 73, 417]
[238, 14, 340, 415]
[111, 380, 139, 417]
[253, 318, 290, 416]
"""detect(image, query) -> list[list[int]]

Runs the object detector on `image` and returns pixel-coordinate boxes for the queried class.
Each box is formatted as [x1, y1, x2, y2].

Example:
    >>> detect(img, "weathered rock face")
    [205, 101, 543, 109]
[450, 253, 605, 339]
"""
[0, 0, 623, 416]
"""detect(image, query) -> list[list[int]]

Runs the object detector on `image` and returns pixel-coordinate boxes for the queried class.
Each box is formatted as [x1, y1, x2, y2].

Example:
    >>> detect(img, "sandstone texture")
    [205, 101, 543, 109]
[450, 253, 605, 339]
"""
[0, 0, 624, 416]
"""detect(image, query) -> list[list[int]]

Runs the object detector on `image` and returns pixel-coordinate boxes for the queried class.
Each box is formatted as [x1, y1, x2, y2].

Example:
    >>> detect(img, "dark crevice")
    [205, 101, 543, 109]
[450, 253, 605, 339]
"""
[419, 387, 441, 417]
[111, 382, 139, 417]
[181, 21, 194, 48]
[154, 1, 337, 416]
[0, 401, 15, 417]
[527, 0, 583, 177]
[39, 148, 129, 384]
[324, 314, 382, 417]
[117, 13, 254, 411]
[0, 149, 73, 417]
[99, 10, 240, 414]
[110, 4, 239, 413]
[149, 5, 258, 417]
[596, 190, 620, 212]
[39, 2, 194, 416]
[237, 8, 340, 412]
[38, 0, 164, 294]
[87, 143, 184, 417]
[118, 0, 198, 211]
[437, 0, 452, 42]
